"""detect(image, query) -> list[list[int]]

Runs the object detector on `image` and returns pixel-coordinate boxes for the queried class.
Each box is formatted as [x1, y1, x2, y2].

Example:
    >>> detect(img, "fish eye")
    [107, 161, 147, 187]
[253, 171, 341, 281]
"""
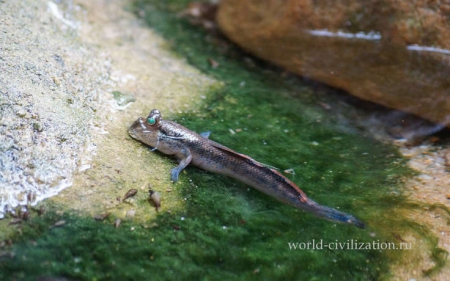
[147, 109, 161, 126]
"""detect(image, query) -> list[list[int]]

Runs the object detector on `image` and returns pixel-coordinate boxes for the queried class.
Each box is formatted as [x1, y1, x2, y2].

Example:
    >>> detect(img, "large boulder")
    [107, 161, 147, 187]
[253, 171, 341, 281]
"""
[216, 0, 450, 126]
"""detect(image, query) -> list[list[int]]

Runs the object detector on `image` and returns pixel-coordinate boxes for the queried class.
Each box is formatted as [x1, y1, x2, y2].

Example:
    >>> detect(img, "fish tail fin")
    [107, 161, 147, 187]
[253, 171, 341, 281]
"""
[306, 199, 365, 229]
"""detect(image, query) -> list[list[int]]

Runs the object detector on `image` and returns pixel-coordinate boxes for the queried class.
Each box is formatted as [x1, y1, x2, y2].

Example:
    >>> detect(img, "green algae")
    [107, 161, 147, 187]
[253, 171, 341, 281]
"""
[0, 1, 448, 280]
[111, 91, 136, 107]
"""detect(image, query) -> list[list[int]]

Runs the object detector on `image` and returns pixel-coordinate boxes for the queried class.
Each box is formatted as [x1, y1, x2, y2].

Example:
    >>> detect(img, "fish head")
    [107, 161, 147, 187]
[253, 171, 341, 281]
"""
[128, 109, 162, 147]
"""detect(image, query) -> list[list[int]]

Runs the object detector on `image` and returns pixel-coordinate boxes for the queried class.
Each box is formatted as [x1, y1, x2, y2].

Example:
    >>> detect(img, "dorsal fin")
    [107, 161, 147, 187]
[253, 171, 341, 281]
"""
[210, 142, 267, 168]
[269, 168, 308, 201]
[211, 143, 308, 202]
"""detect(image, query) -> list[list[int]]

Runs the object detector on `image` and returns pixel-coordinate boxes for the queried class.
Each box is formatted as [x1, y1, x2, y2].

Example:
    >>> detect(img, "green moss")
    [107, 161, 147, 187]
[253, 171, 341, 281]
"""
[0, 1, 448, 280]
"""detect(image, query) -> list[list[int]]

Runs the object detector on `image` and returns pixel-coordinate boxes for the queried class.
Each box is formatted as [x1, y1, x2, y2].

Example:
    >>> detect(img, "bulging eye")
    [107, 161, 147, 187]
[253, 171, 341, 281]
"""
[146, 109, 161, 125]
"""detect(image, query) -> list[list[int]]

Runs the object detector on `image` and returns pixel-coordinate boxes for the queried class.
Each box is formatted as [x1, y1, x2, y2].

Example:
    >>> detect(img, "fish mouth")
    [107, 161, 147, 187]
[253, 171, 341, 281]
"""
[128, 128, 138, 140]
[128, 117, 145, 140]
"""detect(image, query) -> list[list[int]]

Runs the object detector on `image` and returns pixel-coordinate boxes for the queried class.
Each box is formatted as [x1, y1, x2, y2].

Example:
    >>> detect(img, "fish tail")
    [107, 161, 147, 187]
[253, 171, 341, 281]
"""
[305, 199, 365, 229]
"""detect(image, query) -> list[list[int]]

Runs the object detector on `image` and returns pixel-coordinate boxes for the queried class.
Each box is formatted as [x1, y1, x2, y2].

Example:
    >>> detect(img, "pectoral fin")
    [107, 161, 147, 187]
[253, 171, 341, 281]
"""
[171, 149, 192, 182]
[200, 131, 211, 139]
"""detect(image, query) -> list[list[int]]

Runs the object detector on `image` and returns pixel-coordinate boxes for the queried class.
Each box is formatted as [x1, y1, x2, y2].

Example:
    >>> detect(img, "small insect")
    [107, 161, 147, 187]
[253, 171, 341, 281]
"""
[122, 189, 138, 202]
[149, 189, 161, 212]
[114, 218, 121, 228]
[284, 168, 295, 175]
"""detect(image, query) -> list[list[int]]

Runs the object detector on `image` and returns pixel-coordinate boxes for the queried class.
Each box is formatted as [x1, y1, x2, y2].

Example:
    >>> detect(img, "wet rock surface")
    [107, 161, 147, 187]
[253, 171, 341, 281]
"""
[216, 0, 450, 126]
[0, 0, 218, 219]
[0, 0, 106, 217]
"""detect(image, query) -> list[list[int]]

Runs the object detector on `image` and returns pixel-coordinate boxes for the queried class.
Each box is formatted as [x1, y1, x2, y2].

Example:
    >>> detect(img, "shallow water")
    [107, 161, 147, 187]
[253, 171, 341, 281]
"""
[0, 1, 448, 280]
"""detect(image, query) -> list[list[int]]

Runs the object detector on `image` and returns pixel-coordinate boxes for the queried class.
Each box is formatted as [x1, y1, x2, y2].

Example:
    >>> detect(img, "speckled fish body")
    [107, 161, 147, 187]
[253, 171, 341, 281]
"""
[129, 109, 365, 228]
